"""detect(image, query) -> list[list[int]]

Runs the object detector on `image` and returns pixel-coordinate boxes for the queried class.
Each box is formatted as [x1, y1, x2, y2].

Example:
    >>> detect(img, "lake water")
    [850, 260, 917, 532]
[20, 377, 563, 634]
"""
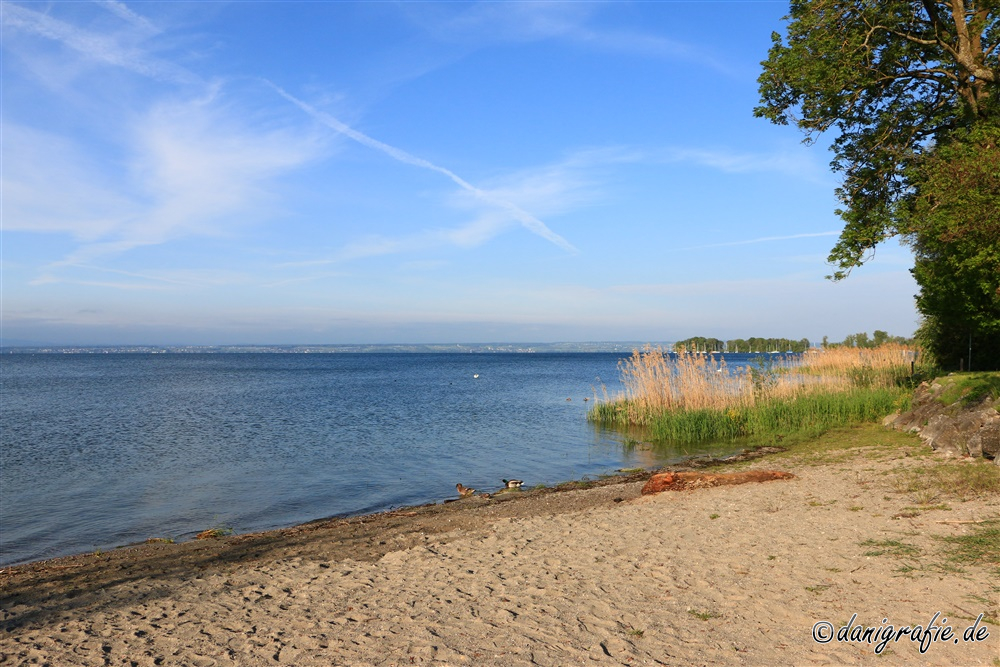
[1, 352, 758, 566]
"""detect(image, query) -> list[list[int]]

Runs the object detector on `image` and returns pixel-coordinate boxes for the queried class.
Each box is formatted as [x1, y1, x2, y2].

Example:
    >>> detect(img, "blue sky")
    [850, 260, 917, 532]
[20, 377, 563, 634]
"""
[2, 1, 920, 346]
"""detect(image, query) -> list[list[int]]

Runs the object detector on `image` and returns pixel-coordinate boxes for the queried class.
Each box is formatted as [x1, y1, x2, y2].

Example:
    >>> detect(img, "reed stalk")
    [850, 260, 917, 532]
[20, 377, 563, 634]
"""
[589, 344, 918, 443]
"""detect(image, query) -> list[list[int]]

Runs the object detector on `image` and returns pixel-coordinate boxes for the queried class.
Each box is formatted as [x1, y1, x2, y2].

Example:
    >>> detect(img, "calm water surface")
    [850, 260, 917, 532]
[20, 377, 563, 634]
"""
[1, 353, 752, 566]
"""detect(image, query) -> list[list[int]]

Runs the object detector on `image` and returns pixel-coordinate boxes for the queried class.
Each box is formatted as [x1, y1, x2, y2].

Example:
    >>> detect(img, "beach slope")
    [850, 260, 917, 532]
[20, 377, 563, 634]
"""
[2, 426, 998, 666]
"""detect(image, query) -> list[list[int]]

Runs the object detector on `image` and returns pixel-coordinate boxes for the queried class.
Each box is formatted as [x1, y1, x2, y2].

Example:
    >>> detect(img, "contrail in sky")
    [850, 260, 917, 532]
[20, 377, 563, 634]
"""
[679, 231, 839, 251]
[268, 83, 577, 253]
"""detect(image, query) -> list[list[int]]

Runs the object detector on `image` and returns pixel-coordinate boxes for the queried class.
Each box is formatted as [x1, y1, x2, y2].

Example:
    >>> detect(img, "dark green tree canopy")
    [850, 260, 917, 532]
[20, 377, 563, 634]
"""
[675, 337, 812, 353]
[755, 0, 999, 279]
[905, 121, 1000, 367]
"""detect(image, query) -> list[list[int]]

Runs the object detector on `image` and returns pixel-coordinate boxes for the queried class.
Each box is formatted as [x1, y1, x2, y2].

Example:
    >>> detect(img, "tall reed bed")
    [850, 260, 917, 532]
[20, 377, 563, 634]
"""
[588, 345, 916, 443]
[797, 344, 917, 387]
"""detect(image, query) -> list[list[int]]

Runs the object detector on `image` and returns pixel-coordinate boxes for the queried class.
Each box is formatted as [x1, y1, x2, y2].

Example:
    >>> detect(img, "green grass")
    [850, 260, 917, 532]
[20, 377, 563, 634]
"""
[900, 504, 952, 512]
[590, 387, 909, 446]
[768, 423, 917, 459]
[963, 595, 1000, 626]
[805, 584, 833, 594]
[891, 461, 1000, 501]
[935, 372, 1000, 406]
[588, 345, 922, 446]
[938, 521, 1000, 571]
[687, 609, 721, 621]
[860, 539, 921, 558]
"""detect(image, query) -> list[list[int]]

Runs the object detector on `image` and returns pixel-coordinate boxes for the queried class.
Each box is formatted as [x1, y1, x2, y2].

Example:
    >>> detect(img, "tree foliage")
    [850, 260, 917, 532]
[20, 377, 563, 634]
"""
[822, 330, 913, 348]
[904, 121, 1000, 368]
[757, 0, 1000, 369]
[674, 337, 811, 353]
[755, 0, 999, 279]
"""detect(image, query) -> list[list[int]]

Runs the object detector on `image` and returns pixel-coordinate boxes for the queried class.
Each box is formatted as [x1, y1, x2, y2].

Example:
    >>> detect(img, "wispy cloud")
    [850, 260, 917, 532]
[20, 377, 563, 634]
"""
[460, 147, 632, 215]
[8, 93, 325, 276]
[31, 279, 175, 292]
[677, 232, 840, 252]
[269, 83, 577, 253]
[275, 138, 828, 276]
[417, 2, 594, 42]
[276, 146, 625, 273]
[437, 147, 627, 247]
[94, 0, 160, 35]
[2, 1, 197, 85]
[31, 264, 253, 290]
[2, 122, 139, 241]
[408, 2, 739, 76]
[657, 146, 829, 182]
[128, 95, 323, 242]
[606, 273, 831, 298]
[3, 2, 327, 286]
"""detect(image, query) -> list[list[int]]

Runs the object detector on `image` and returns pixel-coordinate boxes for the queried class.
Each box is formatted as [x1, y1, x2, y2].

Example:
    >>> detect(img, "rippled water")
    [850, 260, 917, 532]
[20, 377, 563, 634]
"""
[1, 352, 752, 566]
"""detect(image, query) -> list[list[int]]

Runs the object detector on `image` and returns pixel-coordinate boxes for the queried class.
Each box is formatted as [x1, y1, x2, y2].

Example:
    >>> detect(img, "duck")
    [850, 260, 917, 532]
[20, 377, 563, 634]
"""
[456, 483, 476, 498]
[502, 479, 524, 489]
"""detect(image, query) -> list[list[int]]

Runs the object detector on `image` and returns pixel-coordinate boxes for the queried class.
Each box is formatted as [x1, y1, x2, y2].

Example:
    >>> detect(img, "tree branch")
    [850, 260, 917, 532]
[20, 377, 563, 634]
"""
[949, 0, 996, 82]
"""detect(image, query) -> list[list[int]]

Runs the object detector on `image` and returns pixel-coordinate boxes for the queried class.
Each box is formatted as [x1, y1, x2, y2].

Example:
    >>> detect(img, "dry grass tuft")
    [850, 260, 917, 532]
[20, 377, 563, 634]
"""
[891, 460, 1000, 502]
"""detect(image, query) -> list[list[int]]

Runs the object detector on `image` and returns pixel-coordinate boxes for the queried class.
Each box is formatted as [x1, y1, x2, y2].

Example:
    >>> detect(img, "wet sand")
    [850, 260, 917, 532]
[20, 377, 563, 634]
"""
[2, 433, 998, 666]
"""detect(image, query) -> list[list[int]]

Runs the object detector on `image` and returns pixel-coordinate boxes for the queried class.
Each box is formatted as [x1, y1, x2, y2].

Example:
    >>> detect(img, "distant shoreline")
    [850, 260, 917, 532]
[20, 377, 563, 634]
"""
[2, 344, 819, 355]
[1, 343, 667, 354]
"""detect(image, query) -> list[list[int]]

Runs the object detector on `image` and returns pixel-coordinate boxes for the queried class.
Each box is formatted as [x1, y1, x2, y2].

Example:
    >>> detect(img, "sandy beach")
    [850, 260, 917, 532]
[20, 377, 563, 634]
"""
[2, 426, 998, 666]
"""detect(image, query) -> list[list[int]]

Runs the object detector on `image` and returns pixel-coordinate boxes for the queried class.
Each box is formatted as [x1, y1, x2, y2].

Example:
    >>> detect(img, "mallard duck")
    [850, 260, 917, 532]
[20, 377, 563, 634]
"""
[456, 483, 475, 498]
[502, 479, 524, 489]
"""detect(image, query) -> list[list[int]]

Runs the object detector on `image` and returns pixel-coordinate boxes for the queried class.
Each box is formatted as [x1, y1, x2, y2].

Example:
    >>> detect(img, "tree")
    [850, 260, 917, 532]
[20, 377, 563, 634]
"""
[755, 0, 999, 279]
[824, 331, 914, 347]
[903, 121, 1000, 368]
[674, 336, 724, 352]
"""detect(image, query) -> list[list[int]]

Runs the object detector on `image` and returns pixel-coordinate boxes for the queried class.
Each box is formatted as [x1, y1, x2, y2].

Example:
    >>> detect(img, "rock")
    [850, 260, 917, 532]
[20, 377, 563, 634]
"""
[968, 435, 983, 459]
[969, 422, 1000, 460]
[888, 377, 1000, 460]
[640, 470, 795, 495]
[920, 414, 968, 456]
